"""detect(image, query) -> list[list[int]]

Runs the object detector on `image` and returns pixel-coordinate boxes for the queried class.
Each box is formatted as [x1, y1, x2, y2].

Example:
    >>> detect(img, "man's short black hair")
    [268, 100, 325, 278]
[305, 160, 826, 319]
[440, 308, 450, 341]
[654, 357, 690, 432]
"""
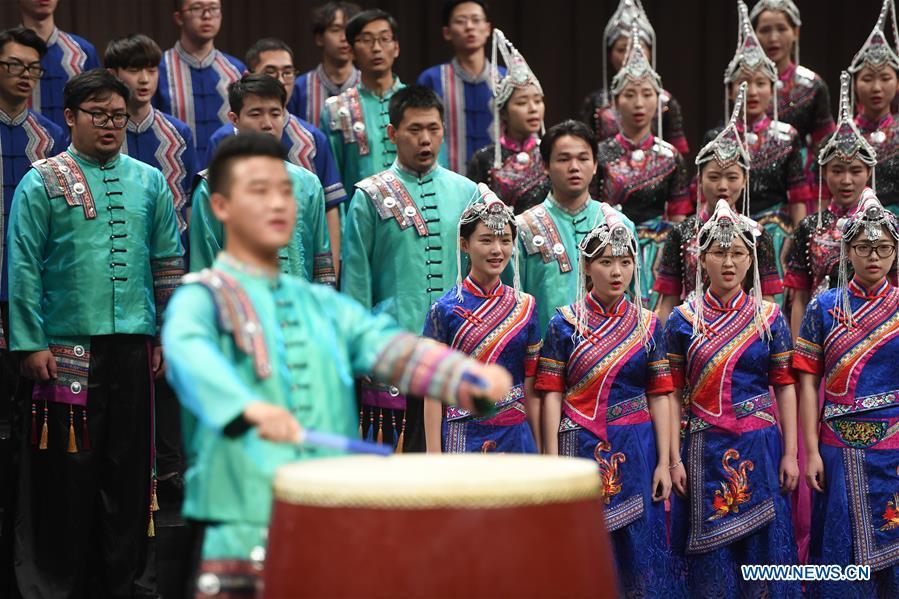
[245, 37, 293, 72]
[228, 74, 287, 115]
[345, 9, 398, 46]
[539, 119, 598, 164]
[441, 0, 488, 26]
[311, 2, 361, 36]
[104, 34, 162, 70]
[0, 26, 48, 59]
[208, 132, 287, 196]
[388, 85, 445, 127]
[64, 68, 130, 113]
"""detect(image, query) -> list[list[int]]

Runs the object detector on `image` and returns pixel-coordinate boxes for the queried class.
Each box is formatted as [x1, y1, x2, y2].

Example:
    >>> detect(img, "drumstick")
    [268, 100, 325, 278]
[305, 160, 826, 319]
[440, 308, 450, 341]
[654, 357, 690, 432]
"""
[461, 371, 498, 418]
[297, 429, 393, 456]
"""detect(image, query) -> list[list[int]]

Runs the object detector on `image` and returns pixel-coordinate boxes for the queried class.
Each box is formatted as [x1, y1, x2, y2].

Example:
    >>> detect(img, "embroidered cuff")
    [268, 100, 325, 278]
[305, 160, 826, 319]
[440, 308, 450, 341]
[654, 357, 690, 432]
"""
[312, 252, 336, 287]
[152, 256, 186, 333]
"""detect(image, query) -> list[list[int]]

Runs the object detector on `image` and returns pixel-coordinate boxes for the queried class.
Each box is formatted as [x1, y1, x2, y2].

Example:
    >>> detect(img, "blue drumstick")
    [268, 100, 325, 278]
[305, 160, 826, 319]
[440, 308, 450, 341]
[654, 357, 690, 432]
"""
[298, 429, 393, 456]
[460, 372, 498, 418]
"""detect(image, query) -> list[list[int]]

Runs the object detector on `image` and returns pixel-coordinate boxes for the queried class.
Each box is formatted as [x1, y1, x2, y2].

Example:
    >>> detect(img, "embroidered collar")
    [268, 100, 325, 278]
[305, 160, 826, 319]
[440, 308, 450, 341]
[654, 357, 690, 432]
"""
[217, 251, 281, 284]
[451, 57, 492, 84]
[68, 145, 120, 168]
[848, 275, 891, 299]
[45, 27, 60, 47]
[737, 114, 771, 135]
[855, 112, 894, 134]
[585, 292, 628, 317]
[704, 287, 749, 312]
[546, 194, 591, 217]
[315, 63, 360, 96]
[779, 62, 796, 82]
[500, 134, 538, 153]
[615, 132, 654, 152]
[126, 107, 157, 134]
[0, 106, 28, 126]
[463, 275, 504, 298]
[174, 41, 217, 69]
[359, 76, 402, 99]
[393, 159, 439, 180]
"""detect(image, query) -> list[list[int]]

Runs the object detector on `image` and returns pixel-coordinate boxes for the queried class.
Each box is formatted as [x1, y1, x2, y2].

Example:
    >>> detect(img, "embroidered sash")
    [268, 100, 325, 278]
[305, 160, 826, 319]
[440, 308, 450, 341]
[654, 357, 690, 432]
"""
[284, 117, 316, 173]
[149, 112, 189, 231]
[842, 447, 899, 571]
[32, 153, 97, 220]
[357, 171, 428, 236]
[324, 88, 370, 156]
[32, 340, 91, 406]
[517, 206, 572, 273]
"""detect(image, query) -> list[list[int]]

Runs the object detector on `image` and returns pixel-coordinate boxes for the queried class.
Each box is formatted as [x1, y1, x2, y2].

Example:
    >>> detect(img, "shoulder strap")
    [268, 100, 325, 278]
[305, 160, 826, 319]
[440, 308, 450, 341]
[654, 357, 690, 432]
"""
[32, 153, 97, 220]
[517, 206, 572, 273]
[357, 171, 429, 237]
[324, 88, 370, 156]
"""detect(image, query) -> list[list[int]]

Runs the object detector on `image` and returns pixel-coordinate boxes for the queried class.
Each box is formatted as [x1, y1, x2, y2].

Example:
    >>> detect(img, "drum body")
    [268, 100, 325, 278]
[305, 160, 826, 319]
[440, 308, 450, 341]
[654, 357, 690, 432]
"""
[263, 454, 615, 598]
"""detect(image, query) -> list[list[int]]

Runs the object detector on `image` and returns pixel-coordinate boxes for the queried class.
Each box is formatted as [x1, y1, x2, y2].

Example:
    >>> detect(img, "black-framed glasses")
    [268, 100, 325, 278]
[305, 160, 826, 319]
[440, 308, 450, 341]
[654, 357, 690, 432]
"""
[261, 66, 297, 80]
[354, 33, 395, 48]
[77, 107, 130, 129]
[182, 5, 221, 18]
[851, 243, 897, 258]
[0, 60, 45, 78]
[706, 249, 751, 262]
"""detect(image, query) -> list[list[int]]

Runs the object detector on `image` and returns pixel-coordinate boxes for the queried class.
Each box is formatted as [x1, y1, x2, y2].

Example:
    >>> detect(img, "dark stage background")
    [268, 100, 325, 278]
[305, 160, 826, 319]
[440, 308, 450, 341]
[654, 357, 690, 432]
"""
[0, 0, 879, 159]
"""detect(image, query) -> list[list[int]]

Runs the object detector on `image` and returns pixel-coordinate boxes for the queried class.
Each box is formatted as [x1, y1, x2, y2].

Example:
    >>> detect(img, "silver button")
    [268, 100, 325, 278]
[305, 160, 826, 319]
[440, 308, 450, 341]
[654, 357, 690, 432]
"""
[534, 207, 546, 217]
[552, 242, 565, 255]
[403, 206, 417, 218]
[73, 345, 85, 357]
[58, 165, 69, 173]
[383, 196, 397, 209]
[388, 386, 400, 397]
[533, 235, 545, 247]
[745, 132, 758, 145]
[871, 131, 887, 144]
[259, 363, 272, 377]
[244, 322, 257, 334]
[382, 173, 395, 182]
[515, 151, 530, 165]
[775, 80, 785, 90]
[249, 545, 266, 565]
[196, 573, 221, 595]
[631, 149, 644, 162]
[70, 381, 82, 394]
[352, 121, 366, 133]
[73, 182, 86, 194]
[337, 107, 350, 118]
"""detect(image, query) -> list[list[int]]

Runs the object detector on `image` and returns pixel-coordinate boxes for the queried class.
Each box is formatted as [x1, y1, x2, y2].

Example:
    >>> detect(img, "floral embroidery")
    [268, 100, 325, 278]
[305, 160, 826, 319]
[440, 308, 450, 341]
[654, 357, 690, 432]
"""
[708, 449, 754, 521]
[879, 493, 899, 532]
[594, 440, 626, 504]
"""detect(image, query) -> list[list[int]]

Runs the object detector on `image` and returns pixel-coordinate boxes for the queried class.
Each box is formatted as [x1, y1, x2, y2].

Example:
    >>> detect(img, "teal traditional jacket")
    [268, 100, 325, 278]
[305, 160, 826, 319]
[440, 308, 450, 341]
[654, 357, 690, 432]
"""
[188, 161, 334, 285]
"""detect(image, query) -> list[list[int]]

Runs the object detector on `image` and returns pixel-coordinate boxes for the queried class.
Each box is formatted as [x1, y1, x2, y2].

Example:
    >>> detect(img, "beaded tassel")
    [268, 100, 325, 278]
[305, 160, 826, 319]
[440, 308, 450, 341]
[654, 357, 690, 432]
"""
[81, 407, 91, 451]
[147, 478, 158, 538]
[67, 406, 77, 453]
[395, 417, 406, 454]
[358, 409, 364, 439]
[376, 410, 384, 444]
[30, 402, 37, 446]
[365, 409, 374, 442]
[391, 413, 398, 448]
[38, 401, 48, 450]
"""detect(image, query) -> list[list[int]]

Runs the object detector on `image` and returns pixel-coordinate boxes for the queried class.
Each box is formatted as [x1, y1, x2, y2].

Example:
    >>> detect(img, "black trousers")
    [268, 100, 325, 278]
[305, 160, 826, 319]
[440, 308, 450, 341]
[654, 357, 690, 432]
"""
[0, 302, 21, 597]
[154, 377, 183, 478]
[14, 334, 153, 599]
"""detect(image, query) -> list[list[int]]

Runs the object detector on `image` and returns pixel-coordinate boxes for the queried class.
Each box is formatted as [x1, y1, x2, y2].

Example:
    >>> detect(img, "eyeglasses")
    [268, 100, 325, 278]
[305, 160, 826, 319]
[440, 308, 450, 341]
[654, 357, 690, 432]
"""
[354, 33, 396, 48]
[77, 107, 130, 129]
[261, 66, 297, 80]
[706, 249, 751, 262]
[0, 60, 45, 78]
[851, 243, 897, 258]
[182, 5, 221, 18]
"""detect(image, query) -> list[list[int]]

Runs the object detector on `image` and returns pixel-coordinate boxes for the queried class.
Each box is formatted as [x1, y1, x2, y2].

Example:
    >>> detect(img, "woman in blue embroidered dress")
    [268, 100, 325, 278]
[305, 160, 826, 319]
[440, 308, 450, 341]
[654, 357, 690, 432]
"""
[423, 184, 541, 453]
[795, 189, 899, 598]
[665, 199, 800, 598]
[537, 203, 676, 596]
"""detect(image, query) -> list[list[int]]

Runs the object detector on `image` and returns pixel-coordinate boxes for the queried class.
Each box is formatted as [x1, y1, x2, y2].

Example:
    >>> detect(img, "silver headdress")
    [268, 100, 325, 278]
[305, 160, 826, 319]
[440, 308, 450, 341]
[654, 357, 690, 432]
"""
[748, 0, 802, 66]
[693, 199, 770, 341]
[603, 0, 656, 97]
[848, 0, 899, 77]
[695, 82, 752, 218]
[610, 25, 664, 140]
[575, 202, 651, 349]
[836, 187, 899, 327]
[816, 71, 878, 227]
[455, 183, 519, 300]
[725, 1, 780, 122]
[490, 28, 544, 169]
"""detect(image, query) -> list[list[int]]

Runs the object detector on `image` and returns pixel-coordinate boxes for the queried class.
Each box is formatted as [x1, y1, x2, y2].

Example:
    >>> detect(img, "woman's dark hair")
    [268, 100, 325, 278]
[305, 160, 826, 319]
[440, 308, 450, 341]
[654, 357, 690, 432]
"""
[539, 119, 597, 164]
[208, 132, 287, 196]
[345, 9, 399, 46]
[459, 216, 517, 241]
[104, 33, 162, 69]
[228, 74, 287, 115]
[64, 69, 130, 112]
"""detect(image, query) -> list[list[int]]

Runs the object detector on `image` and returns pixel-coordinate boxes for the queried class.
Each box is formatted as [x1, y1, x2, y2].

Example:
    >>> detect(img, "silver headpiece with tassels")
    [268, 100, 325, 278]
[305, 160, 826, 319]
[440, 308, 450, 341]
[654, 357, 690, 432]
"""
[848, 0, 899, 98]
[455, 183, 520, 300]
[574, 203, 651, 350]
[836, 187, 899, 327]
[610, 25, 664, 140]
[603, 0, 656, 99]
[693, 199, 770, 342]
[490, 28, 544, 170]
[725, 1, 780, 123]
[695, 82, 752, 219]
[748, 0, 802, 66]
[816, 71, 878, 228]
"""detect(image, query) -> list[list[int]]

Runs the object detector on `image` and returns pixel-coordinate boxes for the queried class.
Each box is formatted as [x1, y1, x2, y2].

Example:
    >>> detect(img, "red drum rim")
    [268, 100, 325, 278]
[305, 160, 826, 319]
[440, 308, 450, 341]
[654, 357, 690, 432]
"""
[272, 454, 600, 509]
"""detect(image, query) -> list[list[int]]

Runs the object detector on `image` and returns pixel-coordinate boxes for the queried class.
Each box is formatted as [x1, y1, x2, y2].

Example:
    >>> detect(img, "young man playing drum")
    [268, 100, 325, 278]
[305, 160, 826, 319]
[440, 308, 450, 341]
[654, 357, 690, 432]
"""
[162, 132, 512, 597]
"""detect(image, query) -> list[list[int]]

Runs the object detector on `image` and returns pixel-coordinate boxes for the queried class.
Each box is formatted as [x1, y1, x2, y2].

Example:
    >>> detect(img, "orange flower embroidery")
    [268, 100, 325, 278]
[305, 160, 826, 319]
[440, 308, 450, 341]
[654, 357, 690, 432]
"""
[880, 494, 899, 532]
[708, 448, 754, 521]
[594, 440, 626, 504]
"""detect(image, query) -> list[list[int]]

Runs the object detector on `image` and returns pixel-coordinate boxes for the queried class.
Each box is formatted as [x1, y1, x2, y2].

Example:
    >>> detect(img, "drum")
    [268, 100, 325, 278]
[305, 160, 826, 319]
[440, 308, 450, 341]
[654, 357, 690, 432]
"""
[262, 454, 615, 598]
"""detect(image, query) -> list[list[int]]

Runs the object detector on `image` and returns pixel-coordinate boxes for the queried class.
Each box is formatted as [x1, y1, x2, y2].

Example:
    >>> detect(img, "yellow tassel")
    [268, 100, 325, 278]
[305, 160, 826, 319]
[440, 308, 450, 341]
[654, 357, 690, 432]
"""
[67, 406, 77, 453]
[147, 513, 155, 538]
[395, 429, 404, 454]
[376, 424, 383, 445]
[358, 410, 363, 439]
[39, 421, 48, 450]
[150, 490, 159, 512]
